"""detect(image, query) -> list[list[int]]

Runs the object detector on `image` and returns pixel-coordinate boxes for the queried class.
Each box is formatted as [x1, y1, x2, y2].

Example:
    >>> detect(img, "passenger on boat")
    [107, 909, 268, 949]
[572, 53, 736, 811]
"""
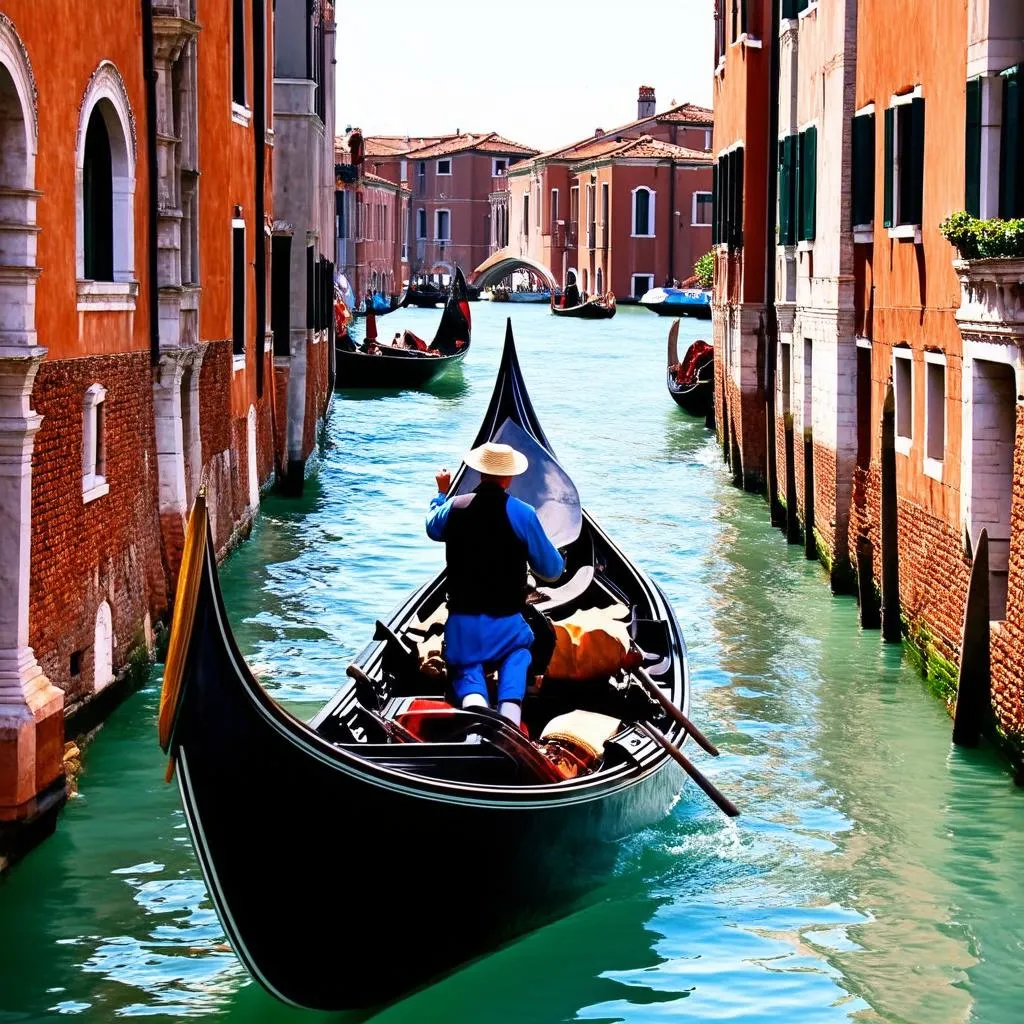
[425, 443, 564, 727]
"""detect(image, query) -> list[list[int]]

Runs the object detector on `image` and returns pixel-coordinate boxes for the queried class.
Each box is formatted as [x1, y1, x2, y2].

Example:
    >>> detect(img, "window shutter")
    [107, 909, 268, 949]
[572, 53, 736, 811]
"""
[883, 106, 894, 228]
[907, 97, 925, 225]
[712, 162, 719, 244]
[852, 114, 875, 227]
[1000, 68, 1021, 218]
[797, 0, 809, 10]
[800, 126, 817, 241]
[778, 139, 791, 245]
[740, 0, 748, 35]
[965, 78, 982, 217]
[782, 0, 798, 19]
[734, 146, 745, 249]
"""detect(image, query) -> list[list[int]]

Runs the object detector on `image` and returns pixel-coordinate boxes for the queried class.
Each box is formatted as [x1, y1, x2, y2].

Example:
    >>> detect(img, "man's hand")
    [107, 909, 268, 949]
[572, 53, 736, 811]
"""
[435, 467, 451, 496]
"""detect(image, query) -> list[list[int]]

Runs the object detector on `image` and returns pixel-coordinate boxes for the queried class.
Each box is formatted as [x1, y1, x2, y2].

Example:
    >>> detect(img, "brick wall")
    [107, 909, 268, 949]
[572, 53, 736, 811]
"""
[301, 336, 330, 461]
[30, 354, 167, 703]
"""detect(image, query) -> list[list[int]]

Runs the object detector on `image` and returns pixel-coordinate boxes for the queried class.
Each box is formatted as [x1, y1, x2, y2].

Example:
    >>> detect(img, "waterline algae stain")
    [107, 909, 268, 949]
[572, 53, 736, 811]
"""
[0, 304, 1022, 1022]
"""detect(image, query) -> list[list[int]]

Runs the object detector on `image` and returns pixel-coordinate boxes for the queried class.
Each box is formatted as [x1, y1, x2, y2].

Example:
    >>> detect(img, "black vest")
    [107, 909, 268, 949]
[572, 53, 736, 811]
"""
[445, 483, 528, 617]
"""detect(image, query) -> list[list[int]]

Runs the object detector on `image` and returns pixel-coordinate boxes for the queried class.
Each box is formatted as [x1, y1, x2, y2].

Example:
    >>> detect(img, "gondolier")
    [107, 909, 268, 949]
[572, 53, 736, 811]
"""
[425, 442, 564, 726]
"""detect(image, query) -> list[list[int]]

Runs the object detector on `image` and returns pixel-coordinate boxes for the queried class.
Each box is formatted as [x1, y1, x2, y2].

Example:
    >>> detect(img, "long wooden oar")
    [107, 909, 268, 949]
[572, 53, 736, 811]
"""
[636, 721, 739, 818]
[635, 666, 720, 757]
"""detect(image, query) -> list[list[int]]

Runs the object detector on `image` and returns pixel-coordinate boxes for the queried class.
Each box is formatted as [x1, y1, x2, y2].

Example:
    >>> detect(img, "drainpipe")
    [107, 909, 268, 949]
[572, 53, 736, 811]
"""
[141, 0, 160, 367]
[668, 160, 676, 284]
[253, 0, 266, 398]
[764, 0, 783, 525]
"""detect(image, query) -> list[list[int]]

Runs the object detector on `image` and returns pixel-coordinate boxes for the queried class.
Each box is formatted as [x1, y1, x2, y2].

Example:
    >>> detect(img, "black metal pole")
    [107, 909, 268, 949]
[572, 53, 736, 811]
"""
[141, 0, 160, 367]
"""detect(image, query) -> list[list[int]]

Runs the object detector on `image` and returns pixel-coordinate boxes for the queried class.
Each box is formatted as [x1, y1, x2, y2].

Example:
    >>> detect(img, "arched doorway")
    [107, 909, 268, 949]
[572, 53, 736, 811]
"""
[93, 601, 114, 691]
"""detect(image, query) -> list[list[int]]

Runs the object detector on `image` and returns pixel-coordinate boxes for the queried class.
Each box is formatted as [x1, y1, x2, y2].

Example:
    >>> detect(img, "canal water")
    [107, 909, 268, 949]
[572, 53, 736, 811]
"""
[2, 302, 1023, 1023]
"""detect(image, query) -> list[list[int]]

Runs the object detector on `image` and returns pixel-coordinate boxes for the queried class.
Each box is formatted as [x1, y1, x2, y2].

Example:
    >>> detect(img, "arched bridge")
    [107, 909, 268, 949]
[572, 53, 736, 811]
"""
[471, 249, 559, 291]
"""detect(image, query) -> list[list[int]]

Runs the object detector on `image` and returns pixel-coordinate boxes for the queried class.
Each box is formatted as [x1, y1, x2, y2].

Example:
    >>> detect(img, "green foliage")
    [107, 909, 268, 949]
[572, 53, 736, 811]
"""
[939, 210, 1024, 260]
[694, 250, 714, 290]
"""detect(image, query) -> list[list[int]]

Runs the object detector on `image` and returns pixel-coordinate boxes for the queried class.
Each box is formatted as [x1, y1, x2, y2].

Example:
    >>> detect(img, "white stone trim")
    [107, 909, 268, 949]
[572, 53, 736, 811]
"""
[631, 186, 655, 237]
[798, 2, 818, 20]
[436, 158, 452, 176]
[888, 224, 922, 243]
[492, 157, 507, 177]
[434, 207, 451, 241]
[82, 382, 107, 501]
[93, 601, 114, 691]
[853, 228, 874, 244]
[233, 352, 247, 373]
[76, 61, 137, 283]
[231, 102, 252, 127]
[736, 33, 762, 49]
[0, 15, 38, 188]
[691, 190, 712, 226]
[631, 273, 654, 298]
[76, 279, 139, 312]
[890, 85, 923, 107]
[856, 336, 872, 349]
[246, 404, 259, 510]
[855, 102, 876, 117]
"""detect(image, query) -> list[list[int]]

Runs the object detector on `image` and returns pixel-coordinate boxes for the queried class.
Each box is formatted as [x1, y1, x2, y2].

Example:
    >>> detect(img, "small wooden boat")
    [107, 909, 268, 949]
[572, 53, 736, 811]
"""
[667, 319, 714, 416]
[507, 289, 551, 303]
[550, 292, 616, 319]
[404, 281, 448, 308]
[157, 319, 698, 1011]
[335, 268, 471, 389]
[641, 286, 712, 319]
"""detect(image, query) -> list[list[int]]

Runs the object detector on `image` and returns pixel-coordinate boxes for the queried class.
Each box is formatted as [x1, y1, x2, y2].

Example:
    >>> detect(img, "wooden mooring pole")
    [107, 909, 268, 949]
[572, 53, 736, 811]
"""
[953, 529, 992, 747]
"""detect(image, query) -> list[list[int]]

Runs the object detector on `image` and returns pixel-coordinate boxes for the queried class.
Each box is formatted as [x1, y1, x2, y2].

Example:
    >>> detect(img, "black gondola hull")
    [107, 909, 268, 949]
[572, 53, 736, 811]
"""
[550, 301, 616, 320]
[646, 301, 712, 319]
[668, 375, 713, 415]
[335, 346, 465, 388]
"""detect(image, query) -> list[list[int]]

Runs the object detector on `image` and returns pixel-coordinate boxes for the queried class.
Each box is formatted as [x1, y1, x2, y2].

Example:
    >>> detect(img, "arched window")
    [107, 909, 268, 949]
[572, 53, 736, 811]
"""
[582, 269, 589, 294]
[632, 186, 655, 237]
[247, 404, 259, 509]
[596, 267, 604, 295]
[371, 270, 379, 291]
[93, 601, 113, 691]
[76, 63, 136, 293]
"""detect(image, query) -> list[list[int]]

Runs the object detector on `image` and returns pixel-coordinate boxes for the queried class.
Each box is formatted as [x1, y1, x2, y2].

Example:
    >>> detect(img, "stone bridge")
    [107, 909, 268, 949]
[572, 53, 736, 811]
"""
[471, 249, 559, 291]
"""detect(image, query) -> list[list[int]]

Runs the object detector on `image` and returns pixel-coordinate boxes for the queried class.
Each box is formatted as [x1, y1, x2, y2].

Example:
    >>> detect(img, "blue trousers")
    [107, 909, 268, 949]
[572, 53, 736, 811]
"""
[444, 612, 534, 705]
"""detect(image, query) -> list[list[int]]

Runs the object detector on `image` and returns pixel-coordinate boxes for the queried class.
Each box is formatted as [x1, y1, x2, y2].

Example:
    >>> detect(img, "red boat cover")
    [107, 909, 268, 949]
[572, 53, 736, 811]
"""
[677, 340, 713, 386]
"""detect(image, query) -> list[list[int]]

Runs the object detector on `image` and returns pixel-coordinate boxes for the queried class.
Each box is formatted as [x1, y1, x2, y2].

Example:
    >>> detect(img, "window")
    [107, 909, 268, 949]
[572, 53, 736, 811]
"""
[437, 158, 452, 176]
[305, 243, 315, 329]
[782, 0, 813, 17]
[601, 181, 609, 226]
[493, 158, 507, 176]
[631, 273, 653, 299]
[798, 126, 817, 241]
[780, 341, 792, 415]
[632, 187, 655, 236]
[803, 339, 813, 426]
[523, 193, 530, 238]
[893, 349, 913, 453]
[416, 208, 426, 239]
[693, 191, 713, 226]
[924, 355, 946, 476]
[536, 184, 541, 227]
[852, 110, 876, 229]
[401, 211, 408, 261]
[400, 159, 408, 183]
[856, 341, 871, 467]
[713, 146, 744, 249]
[550, 188, 559, 231]
[83, 383, 108, 502]
[965, 78, 982, 217]
[730, 0, 748, 42]
[232, 0, 246, 106]
[884, 93, 925, 234]
[999, 66, 1023, 218]
[435, 209, 450, 241]
[83, 107, 113, 280]
[270, 234, 291, 357]
[232, 223, 245, 357]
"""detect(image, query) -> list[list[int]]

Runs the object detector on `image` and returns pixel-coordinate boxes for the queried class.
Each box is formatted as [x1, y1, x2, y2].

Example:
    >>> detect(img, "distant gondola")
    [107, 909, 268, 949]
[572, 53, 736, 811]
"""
[353, 288, 408, 318]
[403, 281, 448, 308]
[550, 271, 616, 319]
[667, 319, 714, 416]
[335, 267, 471, 388]
[157, 320, 700, 1011]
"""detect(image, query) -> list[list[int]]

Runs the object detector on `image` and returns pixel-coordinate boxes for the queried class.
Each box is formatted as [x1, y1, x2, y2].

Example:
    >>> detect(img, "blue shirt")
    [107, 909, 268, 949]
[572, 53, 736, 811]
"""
[425, 490, 565, 667]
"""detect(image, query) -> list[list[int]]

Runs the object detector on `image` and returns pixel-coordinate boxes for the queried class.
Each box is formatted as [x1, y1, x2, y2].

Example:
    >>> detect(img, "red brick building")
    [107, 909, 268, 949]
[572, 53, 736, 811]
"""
[711, 0, 1024, 764]
[0, 0, 335, 864]
[503, 89, 714, 298]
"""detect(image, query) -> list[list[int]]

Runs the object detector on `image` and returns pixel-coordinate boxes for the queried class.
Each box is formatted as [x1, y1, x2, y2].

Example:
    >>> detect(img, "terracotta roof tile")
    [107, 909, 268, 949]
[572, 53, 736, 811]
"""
[405, 132, 538, 159]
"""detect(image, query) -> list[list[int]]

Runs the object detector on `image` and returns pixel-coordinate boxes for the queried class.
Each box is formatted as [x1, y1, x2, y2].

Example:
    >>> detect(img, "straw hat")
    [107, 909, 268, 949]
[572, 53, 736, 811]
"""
[464, 442, 528, 478]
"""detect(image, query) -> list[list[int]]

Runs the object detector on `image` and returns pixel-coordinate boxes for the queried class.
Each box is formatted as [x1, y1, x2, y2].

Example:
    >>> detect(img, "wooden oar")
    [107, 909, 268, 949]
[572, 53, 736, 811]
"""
[635, 666, 720, 757]
[636, 721, 739, 818]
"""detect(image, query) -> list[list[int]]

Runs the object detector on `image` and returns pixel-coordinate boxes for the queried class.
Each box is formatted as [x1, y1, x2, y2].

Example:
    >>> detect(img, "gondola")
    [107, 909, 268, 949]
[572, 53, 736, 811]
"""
[353, 288, 408, 318]
[403, 281, 448, 308]
[335, 267, 471, 388]
[640, 286, 712, 319]
[157, 319, 706, 1011]
[667, 319, 714, 416]
[550, 292, 616, 319]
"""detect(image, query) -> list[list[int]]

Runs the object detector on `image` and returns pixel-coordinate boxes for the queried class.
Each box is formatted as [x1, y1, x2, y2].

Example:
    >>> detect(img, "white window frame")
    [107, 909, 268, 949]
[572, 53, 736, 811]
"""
[436, 158, 452, 176]
[400, 159, 408, 183]
[893, 348, 914, 456]
[888, 86, 924, 241]
[550, 188, 559, 233]
[522, 193, 530, 237]
[76, 61, 138, 311]
[492, 157, 508, 176]
[83, 383, 109, 503]
[401, 207, 408, 261]
[631, 186, 656, 237]
[779, 338, 792, 416]
[231, 217, 247, 371]
[924, 351, 947, 480]
[631, 273, 654, 299]
[692, 190, 713, 226]
[416, 207, 426, 240]
[434, 207, 451, 242]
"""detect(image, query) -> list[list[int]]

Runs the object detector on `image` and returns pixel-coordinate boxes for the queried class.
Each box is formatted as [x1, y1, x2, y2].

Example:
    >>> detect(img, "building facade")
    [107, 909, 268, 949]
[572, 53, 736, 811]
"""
[712, 0, 1024, 763]
[504, 89, 714, 297]
[0, 0, 334, 865]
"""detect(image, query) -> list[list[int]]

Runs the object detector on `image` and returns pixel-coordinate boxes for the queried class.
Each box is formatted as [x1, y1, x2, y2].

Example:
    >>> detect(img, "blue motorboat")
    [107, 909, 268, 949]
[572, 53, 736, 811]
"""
[639, 286, 712, 319]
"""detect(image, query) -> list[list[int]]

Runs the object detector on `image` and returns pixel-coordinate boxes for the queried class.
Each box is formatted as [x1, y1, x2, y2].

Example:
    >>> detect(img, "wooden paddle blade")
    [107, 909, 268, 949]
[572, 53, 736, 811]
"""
[636, 667, 720, 757]
[639, 723, 739, 818]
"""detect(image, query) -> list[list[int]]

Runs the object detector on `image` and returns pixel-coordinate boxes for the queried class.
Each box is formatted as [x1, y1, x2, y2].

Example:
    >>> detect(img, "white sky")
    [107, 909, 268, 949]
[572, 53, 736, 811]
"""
[334, 0, 714, 151]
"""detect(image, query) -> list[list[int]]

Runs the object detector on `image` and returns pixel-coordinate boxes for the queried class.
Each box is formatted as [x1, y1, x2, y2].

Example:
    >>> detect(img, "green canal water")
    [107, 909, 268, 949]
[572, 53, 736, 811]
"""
[2, 302, 1024, 1022]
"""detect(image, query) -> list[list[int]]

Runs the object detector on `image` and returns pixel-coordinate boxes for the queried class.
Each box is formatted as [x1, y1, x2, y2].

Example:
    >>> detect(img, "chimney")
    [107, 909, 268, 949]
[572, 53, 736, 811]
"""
[637, 85, 656, 120]
[594, 127, 604, 137]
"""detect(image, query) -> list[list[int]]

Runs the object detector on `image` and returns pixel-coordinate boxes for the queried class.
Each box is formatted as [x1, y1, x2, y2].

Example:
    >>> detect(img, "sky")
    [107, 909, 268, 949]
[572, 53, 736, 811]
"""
[334, 0, 715, 151]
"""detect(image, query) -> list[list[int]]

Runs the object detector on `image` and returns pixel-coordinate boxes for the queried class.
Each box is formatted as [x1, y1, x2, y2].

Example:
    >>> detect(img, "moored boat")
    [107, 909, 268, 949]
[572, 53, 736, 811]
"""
[157, 319, 721, 1011]
[667, 319, 714, 415]
[335, 267, 471, 388]
[550, 269, 616, 319]
[507, 289, 551, 303]
[641, 286, 712, 319]
[404, 281, 448, 308]
[353, 288, 408, 318]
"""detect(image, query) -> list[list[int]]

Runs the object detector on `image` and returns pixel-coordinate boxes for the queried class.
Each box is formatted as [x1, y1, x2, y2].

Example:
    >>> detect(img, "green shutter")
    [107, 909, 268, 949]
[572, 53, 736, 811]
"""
[712, 162, 719, 244]
[906, 97, 925, 225]
[740, 0, 748, 35]
[800, 126, 817, 241]
[778, 139, 790, 244]
[797, 0, 809, 10]
[782, 0, 798, 18]
[852, 113, 875, 227]
[883, 106, 894, 228]
[965, 78, 982, 217]
[721, 154, 731, 249]
[1000, 68, 1021, 218]
[735, 147, 745, 248]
